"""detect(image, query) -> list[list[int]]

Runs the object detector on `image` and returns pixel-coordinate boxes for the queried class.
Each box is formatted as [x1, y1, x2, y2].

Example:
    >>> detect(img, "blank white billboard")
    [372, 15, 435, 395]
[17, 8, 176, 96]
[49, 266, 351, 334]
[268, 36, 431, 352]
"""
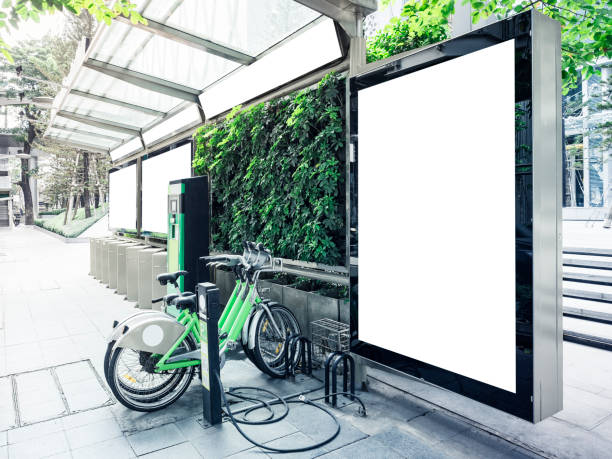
[142, 143, 192, 234]
[357, 40, 516, 392]
[108, 165, 136, 230]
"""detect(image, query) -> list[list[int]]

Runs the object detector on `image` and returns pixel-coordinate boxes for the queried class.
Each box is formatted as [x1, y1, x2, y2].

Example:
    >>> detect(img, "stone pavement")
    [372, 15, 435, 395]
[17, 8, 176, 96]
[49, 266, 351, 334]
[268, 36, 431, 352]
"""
[0, 226, 609, 458]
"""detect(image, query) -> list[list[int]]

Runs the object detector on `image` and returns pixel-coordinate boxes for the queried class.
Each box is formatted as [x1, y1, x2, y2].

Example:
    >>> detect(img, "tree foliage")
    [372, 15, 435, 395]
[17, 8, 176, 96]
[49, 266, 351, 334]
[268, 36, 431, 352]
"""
[366, 0, 453, 63]
[193, 74, 346, 265]
[466, 0, 611, 93]
[0, 0, 143, 62]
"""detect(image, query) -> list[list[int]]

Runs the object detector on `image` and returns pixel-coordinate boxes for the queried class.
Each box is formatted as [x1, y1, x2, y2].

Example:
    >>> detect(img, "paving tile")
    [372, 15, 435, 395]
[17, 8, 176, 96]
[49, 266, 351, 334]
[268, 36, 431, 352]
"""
[592, 414, 612, 439]
[7, 430, 69, 459]
[224, 447, 268, 458]
[405, 410, 470, 445]
[287, 406, 366, 453]
[8, 418, 64, 444]
[317, 437, 404, 459]
[61, 406, 115, 430]
[439, 427, 525, 459]
[371, 426, 450, 458]
[138, 441, 202, 458]
[71, 436, 135, 459]
[237, 419, 297, 445]
[55, 361, 95, 385]
[190, 422, 253, 458]
[65, 418, 123, 450]
[62, 379, 110, 412]
[127, 423, 186, 456]
[174, 417, 207, 440]
[261, 431, 327, 458]
[0, 446, 6, 459]
[0, 431, 6, 447]
[554, 392, 612, 430]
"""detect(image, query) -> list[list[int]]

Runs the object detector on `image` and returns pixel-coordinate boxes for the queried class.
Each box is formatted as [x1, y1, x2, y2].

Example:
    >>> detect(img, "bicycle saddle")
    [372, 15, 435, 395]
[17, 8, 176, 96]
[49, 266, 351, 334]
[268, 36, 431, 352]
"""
[172, 294, 197, 312]
[157, 271, 188, 286]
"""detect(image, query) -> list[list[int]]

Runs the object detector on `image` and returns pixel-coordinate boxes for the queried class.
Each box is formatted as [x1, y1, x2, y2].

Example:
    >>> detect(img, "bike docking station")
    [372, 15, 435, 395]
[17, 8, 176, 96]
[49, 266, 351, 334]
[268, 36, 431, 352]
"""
[197, 282, 223, 426]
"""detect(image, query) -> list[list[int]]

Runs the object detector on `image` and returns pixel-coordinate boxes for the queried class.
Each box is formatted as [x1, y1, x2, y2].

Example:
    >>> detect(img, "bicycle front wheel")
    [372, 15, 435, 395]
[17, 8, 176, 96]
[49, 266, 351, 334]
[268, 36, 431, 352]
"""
[252, 305, 301, 378]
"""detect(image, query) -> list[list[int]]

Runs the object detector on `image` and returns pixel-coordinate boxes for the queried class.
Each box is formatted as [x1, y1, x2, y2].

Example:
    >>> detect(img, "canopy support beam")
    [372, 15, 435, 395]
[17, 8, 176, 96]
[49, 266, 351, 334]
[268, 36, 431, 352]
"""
[83, 59, 200, 103]
[113, 15, 255, 66]
[57, 110, 141, 136]
[70, 89, 165, 116]
[295, 0, 376, 37]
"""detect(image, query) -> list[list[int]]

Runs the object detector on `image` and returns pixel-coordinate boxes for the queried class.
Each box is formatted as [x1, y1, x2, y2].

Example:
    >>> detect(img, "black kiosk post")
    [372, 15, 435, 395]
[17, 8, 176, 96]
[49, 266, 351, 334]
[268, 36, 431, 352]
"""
[197, 282, 222, 425]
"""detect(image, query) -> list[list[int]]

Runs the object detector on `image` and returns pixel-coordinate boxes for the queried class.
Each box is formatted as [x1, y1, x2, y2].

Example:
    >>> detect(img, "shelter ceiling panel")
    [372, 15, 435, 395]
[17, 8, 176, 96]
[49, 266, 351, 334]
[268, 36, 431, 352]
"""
[61, 105, 153, 129]
[46, 129, 116, 149]
[63, 94, 158, 127]
[91, 24, 240, 90]
[144, 0, 321, 57]
[73, 67, 183, 113]
[52, 119, 132, 140]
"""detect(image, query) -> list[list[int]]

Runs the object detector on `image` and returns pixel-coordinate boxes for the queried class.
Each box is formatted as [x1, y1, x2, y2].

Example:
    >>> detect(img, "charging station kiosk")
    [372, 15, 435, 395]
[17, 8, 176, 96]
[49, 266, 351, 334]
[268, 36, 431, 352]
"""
[167, 176, 210, 294]
[198, 282, 222, 425]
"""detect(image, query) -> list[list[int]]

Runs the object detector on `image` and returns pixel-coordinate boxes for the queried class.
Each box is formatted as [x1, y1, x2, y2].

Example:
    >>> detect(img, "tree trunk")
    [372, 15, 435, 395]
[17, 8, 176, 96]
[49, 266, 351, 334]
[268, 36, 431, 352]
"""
[64, 153, 81, 225]
[82, 151, 92, 218]
[18, 158, 34, 225]
[17, 117, 36, 225]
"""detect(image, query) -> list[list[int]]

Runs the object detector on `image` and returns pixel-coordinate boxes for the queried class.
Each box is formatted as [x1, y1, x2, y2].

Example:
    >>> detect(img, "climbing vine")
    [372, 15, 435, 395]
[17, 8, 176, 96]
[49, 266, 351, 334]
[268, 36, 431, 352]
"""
[193, 73, 345, 265]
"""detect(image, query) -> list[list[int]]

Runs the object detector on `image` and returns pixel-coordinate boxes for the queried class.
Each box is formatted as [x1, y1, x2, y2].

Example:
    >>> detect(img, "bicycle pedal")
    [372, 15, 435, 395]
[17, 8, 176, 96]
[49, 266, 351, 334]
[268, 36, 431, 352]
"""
[260, 287, 271, 293]
[226, 340, 239, 351]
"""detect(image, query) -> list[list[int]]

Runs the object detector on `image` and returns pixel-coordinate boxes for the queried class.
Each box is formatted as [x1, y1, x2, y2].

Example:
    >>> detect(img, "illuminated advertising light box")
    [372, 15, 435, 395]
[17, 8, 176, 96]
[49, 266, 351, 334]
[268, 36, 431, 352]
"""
[349, 11, 562, 422]
[108, 163, 137, 231]
[142, 143, 192, 234]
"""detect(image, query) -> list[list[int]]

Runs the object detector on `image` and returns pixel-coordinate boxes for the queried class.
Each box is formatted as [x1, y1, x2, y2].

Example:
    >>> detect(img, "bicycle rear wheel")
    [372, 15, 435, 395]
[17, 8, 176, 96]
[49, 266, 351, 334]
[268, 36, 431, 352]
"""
[107, 336, 196, 411]
[252, 305, 301, 378]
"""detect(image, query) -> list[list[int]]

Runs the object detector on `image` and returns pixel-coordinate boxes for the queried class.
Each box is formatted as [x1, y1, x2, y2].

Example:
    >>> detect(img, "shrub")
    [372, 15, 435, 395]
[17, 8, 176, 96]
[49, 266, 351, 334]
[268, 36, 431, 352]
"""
[193, 73, 345, 265]
[35, 204, 108, 238]
[39, 208, 66, 216]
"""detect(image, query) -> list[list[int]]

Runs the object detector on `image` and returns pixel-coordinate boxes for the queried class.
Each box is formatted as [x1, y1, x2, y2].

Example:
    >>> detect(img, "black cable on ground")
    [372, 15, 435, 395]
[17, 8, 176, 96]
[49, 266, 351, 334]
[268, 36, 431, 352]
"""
[215, 372, 367, 454]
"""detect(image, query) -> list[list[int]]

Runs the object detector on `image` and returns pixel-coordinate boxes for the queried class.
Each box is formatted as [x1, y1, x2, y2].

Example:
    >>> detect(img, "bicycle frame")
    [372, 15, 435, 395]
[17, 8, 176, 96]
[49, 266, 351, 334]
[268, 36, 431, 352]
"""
[153, 273, 263, 372]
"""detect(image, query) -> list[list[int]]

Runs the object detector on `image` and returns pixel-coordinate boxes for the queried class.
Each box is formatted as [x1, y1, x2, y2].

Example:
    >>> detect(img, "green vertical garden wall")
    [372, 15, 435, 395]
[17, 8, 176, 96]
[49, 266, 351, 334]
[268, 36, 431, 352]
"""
[193, 73, 345, 266]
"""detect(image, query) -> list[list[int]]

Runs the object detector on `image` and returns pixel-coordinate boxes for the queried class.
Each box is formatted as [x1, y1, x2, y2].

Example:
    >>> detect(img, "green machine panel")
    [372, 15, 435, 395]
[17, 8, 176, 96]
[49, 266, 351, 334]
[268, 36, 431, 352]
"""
[168, 176, 210, 294]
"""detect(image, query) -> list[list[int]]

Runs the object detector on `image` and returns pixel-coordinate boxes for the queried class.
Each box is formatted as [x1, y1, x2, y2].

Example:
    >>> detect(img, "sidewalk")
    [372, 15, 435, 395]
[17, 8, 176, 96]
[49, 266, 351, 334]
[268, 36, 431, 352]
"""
[0, 226, 609, 458]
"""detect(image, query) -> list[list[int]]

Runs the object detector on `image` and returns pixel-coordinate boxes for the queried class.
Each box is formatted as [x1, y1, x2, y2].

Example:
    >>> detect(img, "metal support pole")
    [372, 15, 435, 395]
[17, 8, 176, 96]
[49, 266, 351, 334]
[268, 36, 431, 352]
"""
[136, 157, 142, 237]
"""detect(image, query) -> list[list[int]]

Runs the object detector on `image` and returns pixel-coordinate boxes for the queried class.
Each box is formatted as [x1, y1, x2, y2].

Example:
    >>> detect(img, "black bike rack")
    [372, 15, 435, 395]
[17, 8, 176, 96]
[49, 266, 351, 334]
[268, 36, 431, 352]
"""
[283, 334, 313, 377]
[324, 351, 355, 407]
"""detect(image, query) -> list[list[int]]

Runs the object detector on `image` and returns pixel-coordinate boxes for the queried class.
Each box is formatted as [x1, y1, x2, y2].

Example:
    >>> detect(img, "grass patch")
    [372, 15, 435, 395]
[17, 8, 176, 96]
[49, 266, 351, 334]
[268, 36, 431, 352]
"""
[35, 204, 108, 238]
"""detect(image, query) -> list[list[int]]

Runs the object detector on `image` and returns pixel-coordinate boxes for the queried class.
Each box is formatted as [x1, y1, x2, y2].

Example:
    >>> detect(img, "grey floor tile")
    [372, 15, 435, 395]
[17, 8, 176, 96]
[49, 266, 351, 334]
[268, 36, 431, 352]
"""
[224, 447, 268, 458]
[593, 414, 612, 439]
[8, 430, 69, 459]
[71, 436, 135, 459]
[138, 441, 202, 458]
[405, 410, 470, 445]
[55, 361, 95, 385]
[8, 418, 64, 444]
[318, 437, 403, 459]
[65, 418, 123, 450]
[439, 428, 533, 459]
[287, 407, 367, 454]
[127, 423, 186, 456]
[175, 417, 207, 440]
[0, 445, 6, 459]
[0, 431, 6, 447]
[371, 426, 450, 458]
[61, 406, 115, 430]
[237, 419, 297, 445]
[45, 452, 73, 459]
[262, 431, 327, 458]
[190, 423, 254, 458]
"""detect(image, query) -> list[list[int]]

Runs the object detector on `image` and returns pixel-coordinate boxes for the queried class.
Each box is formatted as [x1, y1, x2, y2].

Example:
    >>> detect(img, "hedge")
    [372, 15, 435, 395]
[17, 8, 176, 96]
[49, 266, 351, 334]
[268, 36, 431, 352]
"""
[193, 73, 345, 266]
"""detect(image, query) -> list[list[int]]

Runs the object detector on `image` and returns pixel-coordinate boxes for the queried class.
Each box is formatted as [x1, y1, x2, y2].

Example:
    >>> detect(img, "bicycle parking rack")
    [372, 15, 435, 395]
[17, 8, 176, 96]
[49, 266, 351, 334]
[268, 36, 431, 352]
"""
[324, 351, 355, 407]
[283, 334, 313, 377]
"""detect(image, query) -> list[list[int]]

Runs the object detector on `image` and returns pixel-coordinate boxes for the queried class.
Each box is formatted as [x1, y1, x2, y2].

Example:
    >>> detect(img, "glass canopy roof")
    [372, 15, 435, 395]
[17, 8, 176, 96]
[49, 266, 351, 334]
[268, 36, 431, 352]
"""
[45, 0, 352, 162]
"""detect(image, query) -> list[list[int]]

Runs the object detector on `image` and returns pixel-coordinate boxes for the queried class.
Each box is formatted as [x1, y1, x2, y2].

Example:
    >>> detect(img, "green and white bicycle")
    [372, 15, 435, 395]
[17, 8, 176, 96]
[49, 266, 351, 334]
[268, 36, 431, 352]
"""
[104, 242, 302, 411]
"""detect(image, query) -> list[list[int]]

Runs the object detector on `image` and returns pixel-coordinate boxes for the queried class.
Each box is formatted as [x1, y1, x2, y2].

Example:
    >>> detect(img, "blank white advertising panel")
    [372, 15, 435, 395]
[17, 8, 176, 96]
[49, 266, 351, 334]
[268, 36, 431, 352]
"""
[108, 164, 137, 230]
[142, 143, 192, 234]
[358, 40, 516, 392]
